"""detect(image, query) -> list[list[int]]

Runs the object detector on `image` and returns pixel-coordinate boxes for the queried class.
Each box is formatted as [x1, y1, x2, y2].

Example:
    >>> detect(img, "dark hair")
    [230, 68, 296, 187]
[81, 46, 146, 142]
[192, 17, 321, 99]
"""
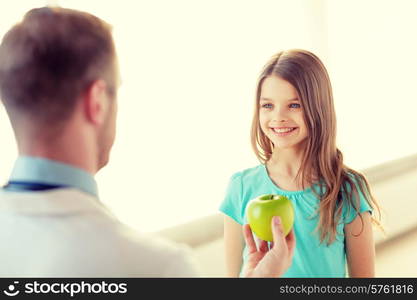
[0, 6, 116, 124]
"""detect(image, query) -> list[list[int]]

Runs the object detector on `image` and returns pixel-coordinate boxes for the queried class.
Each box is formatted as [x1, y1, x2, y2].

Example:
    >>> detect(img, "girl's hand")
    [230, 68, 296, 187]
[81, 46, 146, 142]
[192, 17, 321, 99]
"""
[242, 216, 296, 277]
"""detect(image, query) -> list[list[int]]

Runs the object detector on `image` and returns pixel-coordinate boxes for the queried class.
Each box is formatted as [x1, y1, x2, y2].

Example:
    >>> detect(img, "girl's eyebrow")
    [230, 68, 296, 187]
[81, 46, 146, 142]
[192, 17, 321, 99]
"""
[260, 97, 299, 102]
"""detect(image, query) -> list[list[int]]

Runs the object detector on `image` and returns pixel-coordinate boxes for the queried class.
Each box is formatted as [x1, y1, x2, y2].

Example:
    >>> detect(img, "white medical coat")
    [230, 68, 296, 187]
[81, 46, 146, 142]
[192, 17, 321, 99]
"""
[0, 188, 199, 277]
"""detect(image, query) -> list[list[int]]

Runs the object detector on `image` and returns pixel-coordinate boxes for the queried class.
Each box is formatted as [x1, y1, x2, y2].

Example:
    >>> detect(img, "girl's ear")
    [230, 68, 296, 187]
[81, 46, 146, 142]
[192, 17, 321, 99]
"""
[83, 79, 109, 125]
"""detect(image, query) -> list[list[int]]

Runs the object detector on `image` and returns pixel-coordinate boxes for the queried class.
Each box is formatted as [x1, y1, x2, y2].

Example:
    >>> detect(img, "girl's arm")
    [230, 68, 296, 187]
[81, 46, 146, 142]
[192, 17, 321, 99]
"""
[223, 215, 245, 277]
[345, 211, 375, 277]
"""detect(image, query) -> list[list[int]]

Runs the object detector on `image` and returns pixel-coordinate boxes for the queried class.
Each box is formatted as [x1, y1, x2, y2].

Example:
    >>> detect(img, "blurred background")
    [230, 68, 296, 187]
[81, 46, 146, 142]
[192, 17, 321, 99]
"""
[0, 0, 416, 277]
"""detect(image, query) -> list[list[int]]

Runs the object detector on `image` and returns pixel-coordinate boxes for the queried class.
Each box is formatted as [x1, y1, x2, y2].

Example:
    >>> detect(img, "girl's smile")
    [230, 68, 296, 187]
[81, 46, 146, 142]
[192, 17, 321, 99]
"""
[270, 126, 298, 136]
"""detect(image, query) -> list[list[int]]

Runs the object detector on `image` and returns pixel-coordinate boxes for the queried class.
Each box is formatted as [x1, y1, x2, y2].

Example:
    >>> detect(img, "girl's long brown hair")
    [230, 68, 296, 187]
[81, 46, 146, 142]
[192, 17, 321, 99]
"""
[251, 49, 381, 245]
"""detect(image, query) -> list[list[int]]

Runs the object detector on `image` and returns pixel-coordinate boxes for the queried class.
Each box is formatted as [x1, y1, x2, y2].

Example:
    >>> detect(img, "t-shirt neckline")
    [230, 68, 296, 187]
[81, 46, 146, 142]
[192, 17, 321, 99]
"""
[261, 164, 313, 196]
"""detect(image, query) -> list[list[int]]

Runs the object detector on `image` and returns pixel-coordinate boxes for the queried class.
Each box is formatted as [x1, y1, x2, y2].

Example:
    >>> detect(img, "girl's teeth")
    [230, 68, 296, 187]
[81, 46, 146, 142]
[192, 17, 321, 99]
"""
[273, 128, 294, 133]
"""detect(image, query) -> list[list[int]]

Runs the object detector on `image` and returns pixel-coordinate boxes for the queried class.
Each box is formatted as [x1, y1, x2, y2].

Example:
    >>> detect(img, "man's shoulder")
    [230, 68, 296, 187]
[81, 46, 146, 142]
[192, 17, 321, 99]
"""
[100, 222, 198, 275]
[66, 203, 200, 276]
[108, 221, 191, 258]
[0, 189, 199, 277]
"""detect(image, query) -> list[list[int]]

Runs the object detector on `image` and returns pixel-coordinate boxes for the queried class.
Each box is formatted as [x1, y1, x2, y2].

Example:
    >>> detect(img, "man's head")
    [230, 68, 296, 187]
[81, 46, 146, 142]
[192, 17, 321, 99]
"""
[0, 7, 119, 171]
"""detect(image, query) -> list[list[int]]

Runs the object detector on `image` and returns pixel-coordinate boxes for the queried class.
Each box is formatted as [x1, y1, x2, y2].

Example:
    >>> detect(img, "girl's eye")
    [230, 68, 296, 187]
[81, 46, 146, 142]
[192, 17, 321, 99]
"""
[289, 103, 301, 108]
[261, 103, 273, 109]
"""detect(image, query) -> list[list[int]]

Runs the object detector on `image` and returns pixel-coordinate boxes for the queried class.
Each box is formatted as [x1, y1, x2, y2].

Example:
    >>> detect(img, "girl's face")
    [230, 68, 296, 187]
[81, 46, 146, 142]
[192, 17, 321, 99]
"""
[259, 76, 308, 151]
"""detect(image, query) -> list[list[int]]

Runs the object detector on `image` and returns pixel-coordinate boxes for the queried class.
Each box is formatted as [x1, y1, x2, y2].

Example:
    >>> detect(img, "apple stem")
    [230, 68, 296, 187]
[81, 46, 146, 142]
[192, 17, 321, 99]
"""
[259, 194, 277, 201]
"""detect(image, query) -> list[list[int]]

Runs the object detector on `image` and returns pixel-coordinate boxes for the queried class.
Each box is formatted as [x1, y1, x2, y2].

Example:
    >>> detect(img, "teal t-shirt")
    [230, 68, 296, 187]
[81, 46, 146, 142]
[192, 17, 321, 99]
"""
[219, 164, 372, 278]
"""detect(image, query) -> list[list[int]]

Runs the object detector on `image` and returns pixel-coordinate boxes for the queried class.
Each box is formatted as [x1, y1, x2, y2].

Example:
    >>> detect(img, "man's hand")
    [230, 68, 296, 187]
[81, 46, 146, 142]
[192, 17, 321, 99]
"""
[242, 216, 296, 277]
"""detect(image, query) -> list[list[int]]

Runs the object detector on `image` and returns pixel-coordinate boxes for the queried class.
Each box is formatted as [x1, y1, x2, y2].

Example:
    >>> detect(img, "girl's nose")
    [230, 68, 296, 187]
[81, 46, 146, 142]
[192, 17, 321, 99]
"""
[272, 106, 289, 122]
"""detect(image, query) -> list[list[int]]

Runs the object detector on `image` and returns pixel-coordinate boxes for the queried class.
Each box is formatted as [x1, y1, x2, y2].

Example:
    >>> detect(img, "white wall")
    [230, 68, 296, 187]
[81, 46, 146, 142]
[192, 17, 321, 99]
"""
[326, 0, 417, 170]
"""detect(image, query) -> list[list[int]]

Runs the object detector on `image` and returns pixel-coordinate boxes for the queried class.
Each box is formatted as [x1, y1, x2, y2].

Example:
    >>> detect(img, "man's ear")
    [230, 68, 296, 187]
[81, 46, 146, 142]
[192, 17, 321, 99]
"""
[83, 79, 109, 125]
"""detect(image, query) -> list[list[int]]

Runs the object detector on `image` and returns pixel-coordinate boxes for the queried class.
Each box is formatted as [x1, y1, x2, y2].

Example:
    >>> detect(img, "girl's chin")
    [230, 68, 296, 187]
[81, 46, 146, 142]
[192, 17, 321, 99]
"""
[273, 144, 298, 150]
[270, 139, 307, 151]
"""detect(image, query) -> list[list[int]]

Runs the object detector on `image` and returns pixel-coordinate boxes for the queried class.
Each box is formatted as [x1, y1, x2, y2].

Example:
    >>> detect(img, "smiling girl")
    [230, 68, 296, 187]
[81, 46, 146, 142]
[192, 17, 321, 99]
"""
[220, 49, 381, 277]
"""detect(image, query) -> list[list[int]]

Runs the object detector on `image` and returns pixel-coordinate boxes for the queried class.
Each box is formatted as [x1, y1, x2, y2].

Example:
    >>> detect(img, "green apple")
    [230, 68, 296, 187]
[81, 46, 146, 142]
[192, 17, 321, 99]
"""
[246, 194, 294, 242]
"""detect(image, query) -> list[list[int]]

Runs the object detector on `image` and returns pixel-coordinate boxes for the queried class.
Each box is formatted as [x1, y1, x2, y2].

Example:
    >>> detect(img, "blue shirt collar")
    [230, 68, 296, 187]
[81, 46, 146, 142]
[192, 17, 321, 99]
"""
[9, 156, 98, 198]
